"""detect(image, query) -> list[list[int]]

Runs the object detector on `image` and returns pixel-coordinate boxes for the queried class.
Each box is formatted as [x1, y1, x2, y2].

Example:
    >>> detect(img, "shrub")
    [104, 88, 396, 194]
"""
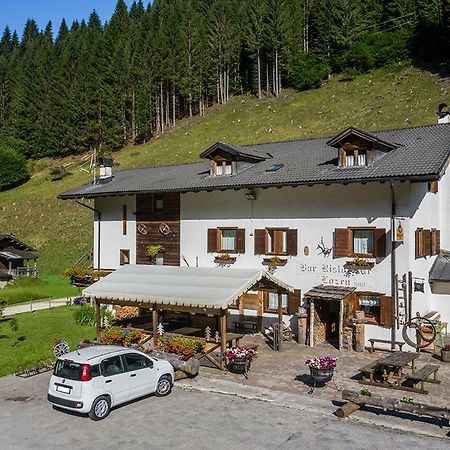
[0, 146, 29, 191]
[73, 304, 114, 326]
[49, 166, 71, 182]
[0, 298, 7, 318]
[290, 54, 330, 91]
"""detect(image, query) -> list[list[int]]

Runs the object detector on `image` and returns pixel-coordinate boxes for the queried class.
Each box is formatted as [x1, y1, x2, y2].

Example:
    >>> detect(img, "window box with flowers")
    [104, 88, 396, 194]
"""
[214, 253, 236, 265]
[345, 257, 374, 270]
[262, 256, 287, 267]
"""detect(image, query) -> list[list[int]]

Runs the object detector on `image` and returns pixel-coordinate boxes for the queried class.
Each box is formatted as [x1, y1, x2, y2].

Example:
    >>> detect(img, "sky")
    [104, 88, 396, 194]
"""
[0, 0, 132, 37]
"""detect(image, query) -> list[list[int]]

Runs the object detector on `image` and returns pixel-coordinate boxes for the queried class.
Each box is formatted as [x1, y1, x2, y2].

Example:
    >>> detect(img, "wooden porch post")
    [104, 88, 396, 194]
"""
[219, 308, 227, 369]
[277, 290, 283, 351]
[152, 305, 159, 347]
[339, 299, 344, 351]
[309, 299, 314, 347]
[95, 299, 101, 339]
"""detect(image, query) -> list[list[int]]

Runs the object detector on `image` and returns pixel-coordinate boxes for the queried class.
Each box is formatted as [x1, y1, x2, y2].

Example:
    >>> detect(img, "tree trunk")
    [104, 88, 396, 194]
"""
[165, 90, 169, 127]
[266, 59, 269, 95]
[131, 90, 136, 142]
[257, 50, 262, 99]
[189, 93, 193, 118]
[160, 81, 164, 133]
[172, 92, 176, 127]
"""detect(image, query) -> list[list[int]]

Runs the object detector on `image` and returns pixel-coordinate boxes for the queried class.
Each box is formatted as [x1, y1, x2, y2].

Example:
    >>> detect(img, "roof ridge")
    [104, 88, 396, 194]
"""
[244, 123, 450, 148]
[114, 160, 205, 173]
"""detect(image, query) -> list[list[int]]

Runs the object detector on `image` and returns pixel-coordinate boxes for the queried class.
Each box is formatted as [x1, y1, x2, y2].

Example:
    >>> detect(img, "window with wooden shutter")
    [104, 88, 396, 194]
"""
[334, 228, 350, 257]
[431, 229, 440, 255]
[236, 229, 245, 253]
[287, 229, 298, 256]
[379, 296, 394, 327]
[217, 228, 237, 252]
[266, 228, 288, 255]
[374, 228, 386, 257]
[287, 289, 301, 315]
[423, 229, 431, 256]
[415, 228, 424, 258]
[254, 229, 266, 254]
[207, 229, 218, 253]
[265, 292, 288, 313]
[122, 205, 127, 235]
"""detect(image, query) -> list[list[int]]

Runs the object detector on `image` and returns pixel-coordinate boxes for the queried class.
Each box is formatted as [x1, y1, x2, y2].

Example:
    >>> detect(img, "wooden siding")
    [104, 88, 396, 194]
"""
[136, 193, 180, 266]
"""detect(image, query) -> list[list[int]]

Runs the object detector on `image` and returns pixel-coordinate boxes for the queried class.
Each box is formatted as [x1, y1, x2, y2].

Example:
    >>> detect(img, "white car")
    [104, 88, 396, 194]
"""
[48, 345, 174, 420]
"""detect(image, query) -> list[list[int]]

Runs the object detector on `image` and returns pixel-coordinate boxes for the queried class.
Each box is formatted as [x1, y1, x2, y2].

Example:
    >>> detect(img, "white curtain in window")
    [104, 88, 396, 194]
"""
[269, 293, 288, 309]
[221, 230, 236, 251]
[346, 154, 355, 167]
[224, 163, 232, 175]
[282, 230, 287, 253]
[267, 231, 273, 253]
[353, 229, 373, 254]
[216, 164, 223, 175]
[357, 153, 366, 166]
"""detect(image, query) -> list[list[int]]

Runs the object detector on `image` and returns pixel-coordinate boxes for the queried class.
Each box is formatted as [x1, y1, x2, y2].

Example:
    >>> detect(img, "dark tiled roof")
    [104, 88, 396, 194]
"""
[429, 250, 450, 282]
[60, 124, 450, 199]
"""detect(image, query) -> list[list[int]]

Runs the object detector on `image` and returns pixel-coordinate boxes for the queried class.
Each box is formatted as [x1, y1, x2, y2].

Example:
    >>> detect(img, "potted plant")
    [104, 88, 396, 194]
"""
[305, 356, 337, 384]
[441, 344, 450, 363]
[214, 253, 236, 264]
[146, 244, 164, 264]
[224, 346, 256, 374]
[345, 257, 374, 270]
[262, 256, 287, 267]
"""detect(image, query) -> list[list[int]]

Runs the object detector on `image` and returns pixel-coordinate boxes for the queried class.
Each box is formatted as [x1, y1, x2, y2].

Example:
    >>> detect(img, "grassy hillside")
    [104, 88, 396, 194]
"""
[0, 65, 448, 286]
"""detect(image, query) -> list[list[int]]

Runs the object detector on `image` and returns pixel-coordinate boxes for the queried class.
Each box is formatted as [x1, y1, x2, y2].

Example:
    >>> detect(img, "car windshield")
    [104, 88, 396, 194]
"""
[54, 359, 83, 381]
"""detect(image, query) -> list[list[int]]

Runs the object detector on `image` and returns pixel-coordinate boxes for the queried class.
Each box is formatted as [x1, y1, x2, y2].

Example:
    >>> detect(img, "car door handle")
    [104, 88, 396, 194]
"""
[130, 374, 136, 377]
[105, 379, 112, 384]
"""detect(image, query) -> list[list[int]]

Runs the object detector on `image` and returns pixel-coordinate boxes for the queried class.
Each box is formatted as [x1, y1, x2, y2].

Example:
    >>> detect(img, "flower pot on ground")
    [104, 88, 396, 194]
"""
[224, 347, 256, 373]
[305, 356, 337, 386]
[146, 244, 164, 264]
[441, 345, 450, 363]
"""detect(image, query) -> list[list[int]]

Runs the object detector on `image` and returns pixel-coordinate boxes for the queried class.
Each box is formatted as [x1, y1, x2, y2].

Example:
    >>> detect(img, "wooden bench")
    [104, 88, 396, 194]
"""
[359, 361, 379, 383]
[234, 321, 257, 333]
[406, 364, 440, 392]
[367, 338, 404, 353]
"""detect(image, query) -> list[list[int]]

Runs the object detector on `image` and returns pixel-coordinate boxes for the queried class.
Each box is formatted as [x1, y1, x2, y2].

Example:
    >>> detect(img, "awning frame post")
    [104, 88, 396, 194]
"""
[219, 308, 227, 370]
[277, 290, 283, 351]
[95, 299, 101, 339]
[152, 305, 159, 348]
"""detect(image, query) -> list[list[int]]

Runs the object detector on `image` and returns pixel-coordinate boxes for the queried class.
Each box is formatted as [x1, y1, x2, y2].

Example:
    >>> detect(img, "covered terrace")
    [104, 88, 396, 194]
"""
[83, 265, 293, 367]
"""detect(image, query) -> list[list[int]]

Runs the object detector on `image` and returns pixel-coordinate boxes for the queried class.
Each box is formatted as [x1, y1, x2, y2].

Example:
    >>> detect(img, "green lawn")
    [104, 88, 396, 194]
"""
[0, 65, 448, 278]
[1, 275, 81, 305]
[0, 306, 96, 377]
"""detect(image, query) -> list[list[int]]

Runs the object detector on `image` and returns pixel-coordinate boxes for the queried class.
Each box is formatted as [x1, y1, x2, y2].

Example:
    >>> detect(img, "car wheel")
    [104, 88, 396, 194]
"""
[155, 375, 172, 397]
[89, 396, 111, 421]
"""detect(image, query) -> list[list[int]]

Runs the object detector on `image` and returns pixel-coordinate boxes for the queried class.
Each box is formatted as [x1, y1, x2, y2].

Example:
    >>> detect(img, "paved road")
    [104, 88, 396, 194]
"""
[3, 298, 68, 316]
[0, 373, 448, 450]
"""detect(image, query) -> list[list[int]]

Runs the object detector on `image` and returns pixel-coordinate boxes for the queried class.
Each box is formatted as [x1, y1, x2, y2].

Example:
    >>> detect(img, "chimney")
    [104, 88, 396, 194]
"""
[437, 103, 450, 124]
[98, 156, 114, 182]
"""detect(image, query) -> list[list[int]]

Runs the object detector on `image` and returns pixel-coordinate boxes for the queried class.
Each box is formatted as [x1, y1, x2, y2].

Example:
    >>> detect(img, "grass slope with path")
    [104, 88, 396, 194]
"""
[0, 65, 449, 301]
[0, 306, 95, 377]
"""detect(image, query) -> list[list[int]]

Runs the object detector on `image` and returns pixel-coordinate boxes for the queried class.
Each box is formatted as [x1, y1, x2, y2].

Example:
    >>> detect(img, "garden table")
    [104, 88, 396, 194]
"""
[170, 327, 202, 336]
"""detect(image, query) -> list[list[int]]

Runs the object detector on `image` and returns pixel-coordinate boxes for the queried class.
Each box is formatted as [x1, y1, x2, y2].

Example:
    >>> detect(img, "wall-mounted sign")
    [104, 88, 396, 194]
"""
[304, 246, 309, 256]
[159, 223, 171, 236]
[137, 224, 148, 235]
[395, 222, 404, 242]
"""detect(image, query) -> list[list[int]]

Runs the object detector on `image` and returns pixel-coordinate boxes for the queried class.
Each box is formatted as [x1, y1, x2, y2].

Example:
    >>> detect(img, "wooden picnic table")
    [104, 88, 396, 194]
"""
[359, 351, 425, 393]
[198, 333, 244, 370]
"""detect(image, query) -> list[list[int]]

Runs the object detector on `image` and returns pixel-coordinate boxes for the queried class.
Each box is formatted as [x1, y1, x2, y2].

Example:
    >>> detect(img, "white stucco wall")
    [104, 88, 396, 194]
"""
[93, 196, 136, 270]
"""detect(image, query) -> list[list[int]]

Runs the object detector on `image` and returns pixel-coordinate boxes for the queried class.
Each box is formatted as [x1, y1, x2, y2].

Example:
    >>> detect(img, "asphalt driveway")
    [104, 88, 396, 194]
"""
[0, 372, 448, 450]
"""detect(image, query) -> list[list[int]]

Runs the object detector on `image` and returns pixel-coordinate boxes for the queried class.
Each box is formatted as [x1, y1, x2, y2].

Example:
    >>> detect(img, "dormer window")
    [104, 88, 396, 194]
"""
[211, 159, 235, 176]
[340, 142, 367, 168]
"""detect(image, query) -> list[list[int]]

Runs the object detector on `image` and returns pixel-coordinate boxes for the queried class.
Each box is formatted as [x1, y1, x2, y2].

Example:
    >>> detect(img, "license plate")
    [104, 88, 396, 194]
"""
[56, 384, 71, 394]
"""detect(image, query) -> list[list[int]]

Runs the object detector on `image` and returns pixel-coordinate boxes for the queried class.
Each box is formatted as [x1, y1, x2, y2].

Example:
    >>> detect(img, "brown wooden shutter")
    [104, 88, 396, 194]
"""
[287, 289, 301, 315]
[345, 293, 359, 323]
[379, 296, 394, 327]
[236, 228, 246, 253]
[334, 228, 350, 257]
[207, 229, 218, 253]
[415, 228, 424, 258]
[374, 228, 386, 257]
[122, 205, 127, 235]
[428, 180, 438, 193]
[287, 229, 298, 256]
[254, 229, 266, 254]
[423, 229, 431, 256]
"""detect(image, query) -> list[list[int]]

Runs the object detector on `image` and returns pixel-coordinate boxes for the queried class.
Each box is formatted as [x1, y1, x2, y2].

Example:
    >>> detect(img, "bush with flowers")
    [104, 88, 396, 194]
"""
[157, 335, 205, 361]
[223, 346, 256, 361]
[100, 326, 146, 347]
[304, 356, 337, 370]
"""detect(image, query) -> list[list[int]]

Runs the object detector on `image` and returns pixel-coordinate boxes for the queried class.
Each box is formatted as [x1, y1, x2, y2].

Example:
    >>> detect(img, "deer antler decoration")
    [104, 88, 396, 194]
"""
[317, 237, 333, 257]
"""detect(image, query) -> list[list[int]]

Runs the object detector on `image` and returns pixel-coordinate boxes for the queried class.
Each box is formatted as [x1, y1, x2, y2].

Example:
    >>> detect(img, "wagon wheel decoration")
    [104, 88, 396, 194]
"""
[159, 223, 171, 236]
[401, 314, 436, 349]
[53, 340, 70, 358]
[137, 224, 148, 235]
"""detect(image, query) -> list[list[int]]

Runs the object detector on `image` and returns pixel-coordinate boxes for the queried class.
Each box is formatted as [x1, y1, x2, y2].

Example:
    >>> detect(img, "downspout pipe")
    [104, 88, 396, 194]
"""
[76, 201, 101, 270]
[389, 180, 397, 349]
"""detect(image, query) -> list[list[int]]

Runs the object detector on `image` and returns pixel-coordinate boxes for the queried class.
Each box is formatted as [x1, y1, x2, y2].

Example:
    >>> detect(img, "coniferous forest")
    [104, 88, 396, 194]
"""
[0, 0, 449, 162]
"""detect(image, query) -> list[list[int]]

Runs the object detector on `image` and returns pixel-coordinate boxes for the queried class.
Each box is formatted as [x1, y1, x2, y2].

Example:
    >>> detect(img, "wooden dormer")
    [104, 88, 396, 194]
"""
[200, 141, 269, 177]
[327, 127, 397, 168]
